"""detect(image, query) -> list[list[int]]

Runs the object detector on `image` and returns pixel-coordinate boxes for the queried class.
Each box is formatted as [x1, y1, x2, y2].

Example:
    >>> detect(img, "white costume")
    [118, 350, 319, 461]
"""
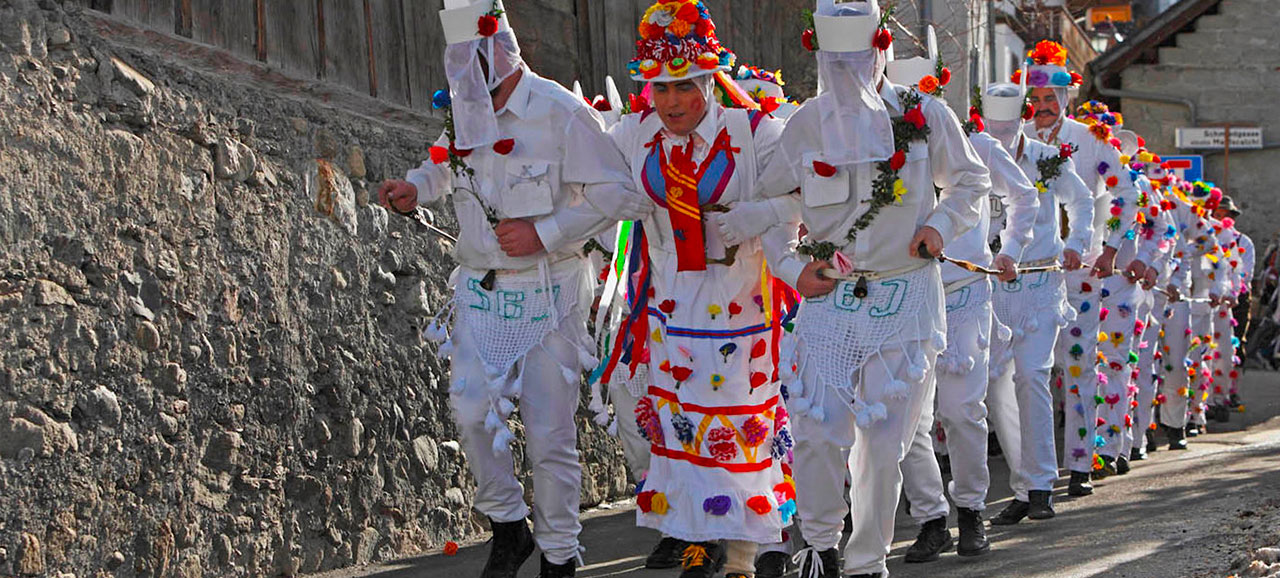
[409, 8, 642, 563]
[758, 4, 989, 574]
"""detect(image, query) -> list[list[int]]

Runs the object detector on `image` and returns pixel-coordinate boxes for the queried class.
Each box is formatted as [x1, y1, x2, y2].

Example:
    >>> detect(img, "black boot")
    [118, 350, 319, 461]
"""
[537, 555, 575, 578]
[481, 519, 535, 578]
[1145, 429, 1159, 453]
[1115, 454, 1131, 475]
[956, 508, 990, 557]
[754, 550, 789, 578]
[1027, 490, 1055, 520]
[989, 500, 1029, 526]
[904, 517, 953, 563]
[1186, 423, 1200, 438]
[1130, 445, 1147, 461]
[645, 536, 688, 569]
[795, 547, 841, 578]
[1093, 455, 1117, 479]
[1165, 424, 1188, 450]
[678, 542, 725, 578]
[1068, 471, 1094, 496]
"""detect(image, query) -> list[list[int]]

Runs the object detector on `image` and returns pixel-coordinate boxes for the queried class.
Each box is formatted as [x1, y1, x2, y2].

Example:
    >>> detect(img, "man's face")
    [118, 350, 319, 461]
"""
[1027, 88, 1061, 130]
[1212, 207, 1230, 220]
[652, 79, 708, 137]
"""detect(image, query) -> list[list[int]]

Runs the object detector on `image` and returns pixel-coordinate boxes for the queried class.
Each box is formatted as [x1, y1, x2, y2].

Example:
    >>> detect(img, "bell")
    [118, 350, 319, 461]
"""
[853, 277, 869, 299]
[480, 269, 498, 291]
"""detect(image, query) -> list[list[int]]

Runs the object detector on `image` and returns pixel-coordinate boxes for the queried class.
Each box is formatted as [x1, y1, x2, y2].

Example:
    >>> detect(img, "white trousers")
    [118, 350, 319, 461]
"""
[1120, 289, 1155, 457]
[1057, 268, 1103, 473]
[793, 343, 936, 577]
[1158, 300, 1193, 428]
[1096, 276, 1145, 459]
[902, 292, 992, 515]
[449, 322, 583, 565]
[606, 379, 650, 483]
[988, 304, 1060, 495]
[1129, 291, 1163, 451]
[1189, 301, 1214, 425]
[1210, 307, 1237, 405]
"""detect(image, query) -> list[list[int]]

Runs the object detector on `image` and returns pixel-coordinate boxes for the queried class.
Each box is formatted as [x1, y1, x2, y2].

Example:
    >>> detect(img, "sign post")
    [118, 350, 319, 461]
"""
[1162, 155, 1203, 182]
[1175, 126, 1263, 150]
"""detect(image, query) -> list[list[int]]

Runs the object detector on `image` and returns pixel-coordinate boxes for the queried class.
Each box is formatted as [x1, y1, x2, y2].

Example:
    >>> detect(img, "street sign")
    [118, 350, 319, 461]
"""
[1176, 127, 1263, 150]
[1162, 155, 1203, 183]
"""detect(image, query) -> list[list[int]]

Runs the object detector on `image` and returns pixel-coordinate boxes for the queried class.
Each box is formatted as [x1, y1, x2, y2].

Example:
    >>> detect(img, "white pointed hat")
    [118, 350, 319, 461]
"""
[439, 0, 510, 46]
[885, 25, 937, 87]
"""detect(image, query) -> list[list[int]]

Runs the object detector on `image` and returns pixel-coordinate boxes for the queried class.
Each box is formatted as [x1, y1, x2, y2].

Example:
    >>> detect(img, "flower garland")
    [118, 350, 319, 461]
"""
[477, 5, 505, 37]
[797, 89, 930, 262]
[428, 89, 499, 225]
[1035, 143, 1077, 193]
[917, 57, 951, 98]
[962, 85, 985, 135]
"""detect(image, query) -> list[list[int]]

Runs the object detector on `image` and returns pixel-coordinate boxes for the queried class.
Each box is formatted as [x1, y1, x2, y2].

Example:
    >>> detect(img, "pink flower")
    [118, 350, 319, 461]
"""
[832, 251, 854, 277]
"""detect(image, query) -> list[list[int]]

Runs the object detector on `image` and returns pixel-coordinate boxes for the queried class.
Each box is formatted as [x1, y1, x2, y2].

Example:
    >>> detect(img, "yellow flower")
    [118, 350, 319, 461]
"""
[1035, 181, 1048, 194]
[1138, 151, 1155, 164]
[1119, 155, 1131, 165]
[1098, 332, 1109, 343]
[652, 329, 664, 343]
[1069, 366, 1082, 378]
[667, 57, 692, 78]
[892, 178, 907, 205]
[651, 492, 670, 515]
[711, 374, 725, 389]
[707, 304, 722, 319]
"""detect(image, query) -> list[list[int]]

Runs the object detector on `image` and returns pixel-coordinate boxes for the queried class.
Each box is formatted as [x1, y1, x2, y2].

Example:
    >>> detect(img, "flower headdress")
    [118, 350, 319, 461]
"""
[1011, 40, 1084, 89]
[439, 0, 509, 45]
[886, 25, 950, 97]
[628, 1, 734, 82]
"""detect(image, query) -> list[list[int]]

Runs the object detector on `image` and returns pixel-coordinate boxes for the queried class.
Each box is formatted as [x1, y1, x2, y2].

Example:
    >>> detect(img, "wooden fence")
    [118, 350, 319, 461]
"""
[74, 0, 817, 112]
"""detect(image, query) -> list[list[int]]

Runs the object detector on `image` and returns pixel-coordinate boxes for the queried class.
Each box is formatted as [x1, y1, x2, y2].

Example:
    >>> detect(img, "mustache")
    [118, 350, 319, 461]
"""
[1035, 110, 1057, 117]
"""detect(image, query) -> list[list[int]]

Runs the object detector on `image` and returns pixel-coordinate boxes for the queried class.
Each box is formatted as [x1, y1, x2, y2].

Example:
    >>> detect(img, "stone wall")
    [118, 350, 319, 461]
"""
[1118, 0, 1280, 245]
[0, 1, 628, 576]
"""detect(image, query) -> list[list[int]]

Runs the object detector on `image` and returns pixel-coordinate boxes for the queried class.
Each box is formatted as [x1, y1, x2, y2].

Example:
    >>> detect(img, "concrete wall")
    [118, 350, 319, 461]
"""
[1118, 0, 1280, 245]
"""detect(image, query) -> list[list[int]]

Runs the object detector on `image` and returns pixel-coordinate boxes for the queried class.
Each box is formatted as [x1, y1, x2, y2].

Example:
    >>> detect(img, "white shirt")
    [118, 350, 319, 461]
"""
[998, 135, 1094, 265]
[952, 131, 1039, 284]
[1027, 118, 1140, 261]
[406, 70, 646, 272]
[1166, 190, 1219, 293]
[758, 82, 991, 288]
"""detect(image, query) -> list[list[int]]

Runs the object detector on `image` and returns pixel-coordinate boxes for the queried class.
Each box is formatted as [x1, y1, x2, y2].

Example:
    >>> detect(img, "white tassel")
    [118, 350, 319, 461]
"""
[1026, 317, 1040, 334]
[884, 379, 910, 401]
[593, 411, 611, 427]
[931, 334, 947, 352]
[606, 418, 619, 437]
[449, 377, 466, 395]
[561, 365, 580, 386]
[437, 340, 454, 358]
[809, 404, 825, 422]
[788, 380, 805, 399]
[977, 334, 990, 349]
[996, 323, 1012, 342]
[484, 363, 506, 382]
[577, 348, 598, 371]
[422, 321, 449, 343]
[1013, 327, 1026, 340]
[588, 388, 605, 414]
[492, 428, 515, 454]
[496, 397, 516, 418]
[790, 397, 812, 415]
[907, 364, 926, 383]
[484, 409, 503, 433]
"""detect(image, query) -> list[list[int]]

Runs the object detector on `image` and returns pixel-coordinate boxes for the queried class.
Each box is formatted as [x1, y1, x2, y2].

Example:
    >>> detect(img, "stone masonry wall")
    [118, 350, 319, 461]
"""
[0, 0, 629, 576]
[1119, 0, 1280, 245]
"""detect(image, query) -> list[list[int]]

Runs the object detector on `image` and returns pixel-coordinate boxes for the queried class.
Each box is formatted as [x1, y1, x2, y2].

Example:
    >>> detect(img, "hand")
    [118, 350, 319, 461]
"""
[1165, 284, 1182, 303]
[1222, 295, 1237, 309]
[1209, 293, 1221, 307]
[909, 226, 943, 259]
[993, 254, 1018, 283]
[1092, 246, 1117, 278]
[1141, 267, 1158, 289]
[711, 200, 775, 246]
[495, 219, 545, 257]
[1062, 249, 1083, 271]
[1122, 259, 1148, 285]
[797, 261, 837, 299]
[378, 179, 418, 215]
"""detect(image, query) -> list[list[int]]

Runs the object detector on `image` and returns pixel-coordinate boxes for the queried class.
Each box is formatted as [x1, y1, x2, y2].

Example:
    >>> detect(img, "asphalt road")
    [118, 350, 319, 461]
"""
[318, 369, 1280, 578]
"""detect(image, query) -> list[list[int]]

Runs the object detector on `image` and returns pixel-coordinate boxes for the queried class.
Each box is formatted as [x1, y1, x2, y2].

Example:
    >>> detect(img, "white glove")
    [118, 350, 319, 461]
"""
[710, 199, 782, 246]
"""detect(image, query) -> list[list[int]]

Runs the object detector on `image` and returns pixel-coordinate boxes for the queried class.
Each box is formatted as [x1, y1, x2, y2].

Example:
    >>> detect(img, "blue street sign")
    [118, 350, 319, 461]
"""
[1163, 155, 1203, 183]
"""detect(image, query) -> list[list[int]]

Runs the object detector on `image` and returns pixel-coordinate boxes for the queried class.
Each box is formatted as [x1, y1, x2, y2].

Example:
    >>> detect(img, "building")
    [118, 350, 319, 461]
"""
[1088, 0, 1279, 244]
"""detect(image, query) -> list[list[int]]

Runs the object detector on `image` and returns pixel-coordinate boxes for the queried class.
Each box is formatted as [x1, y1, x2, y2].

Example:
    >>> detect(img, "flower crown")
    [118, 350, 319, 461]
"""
[1077, 100, 1124, 127]
[1029, 40, 1068, 67]
[629, 1, 734, 80]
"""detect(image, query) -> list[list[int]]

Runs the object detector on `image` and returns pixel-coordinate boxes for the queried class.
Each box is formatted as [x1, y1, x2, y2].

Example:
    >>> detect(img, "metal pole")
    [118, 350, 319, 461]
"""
[1224, 124, 1231, 193]
[987, 0, 996, 84]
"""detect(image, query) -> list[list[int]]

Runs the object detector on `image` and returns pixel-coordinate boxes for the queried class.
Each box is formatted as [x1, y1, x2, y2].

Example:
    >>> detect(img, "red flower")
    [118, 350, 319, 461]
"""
[939, 67, 952, 86]
[1070, 71, 1083, 86]
[801, 29, 817, 52]
[889, 150, 906, 171]
[449, 143, 472, 158]
[1022, 102, 1036, 121]
[750, 339, 767, 359]
[759, 97, 781, 115]
[774, 481, 796, 502]
[1138, 136, 1147, 148]
[629, 93, 651, 114]
[812, 160, 837, 178]
[477, 14, 499, 37]
[696, 17, 715, 37]
[750, 372, 768, 389]
[670, 366, 693, 382]
[493, 138, 515, 155]
[969, 114, 985, 133]
[444, 541, 459, 556]
[1010, 69, 1023, 84]
[429, 146, 449, 165]
[707, 427, 739, 462]
[968, 106, 980, 118]
[659, 299, 676, 314]
[1106, 176, 1119, 188]
[1059, 143, 1074, 159]
[637, 490, 656, 513]
[592, 97, 612, 112]
[746, 495, 773, 515]
[904, 106, 926, 130]
[728, 302, 743, 316]
[872, 28, 893, 51]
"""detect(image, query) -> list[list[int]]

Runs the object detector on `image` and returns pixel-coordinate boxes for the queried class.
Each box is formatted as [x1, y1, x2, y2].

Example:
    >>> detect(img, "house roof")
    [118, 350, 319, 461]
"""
[1088, 0, 1220, 78]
